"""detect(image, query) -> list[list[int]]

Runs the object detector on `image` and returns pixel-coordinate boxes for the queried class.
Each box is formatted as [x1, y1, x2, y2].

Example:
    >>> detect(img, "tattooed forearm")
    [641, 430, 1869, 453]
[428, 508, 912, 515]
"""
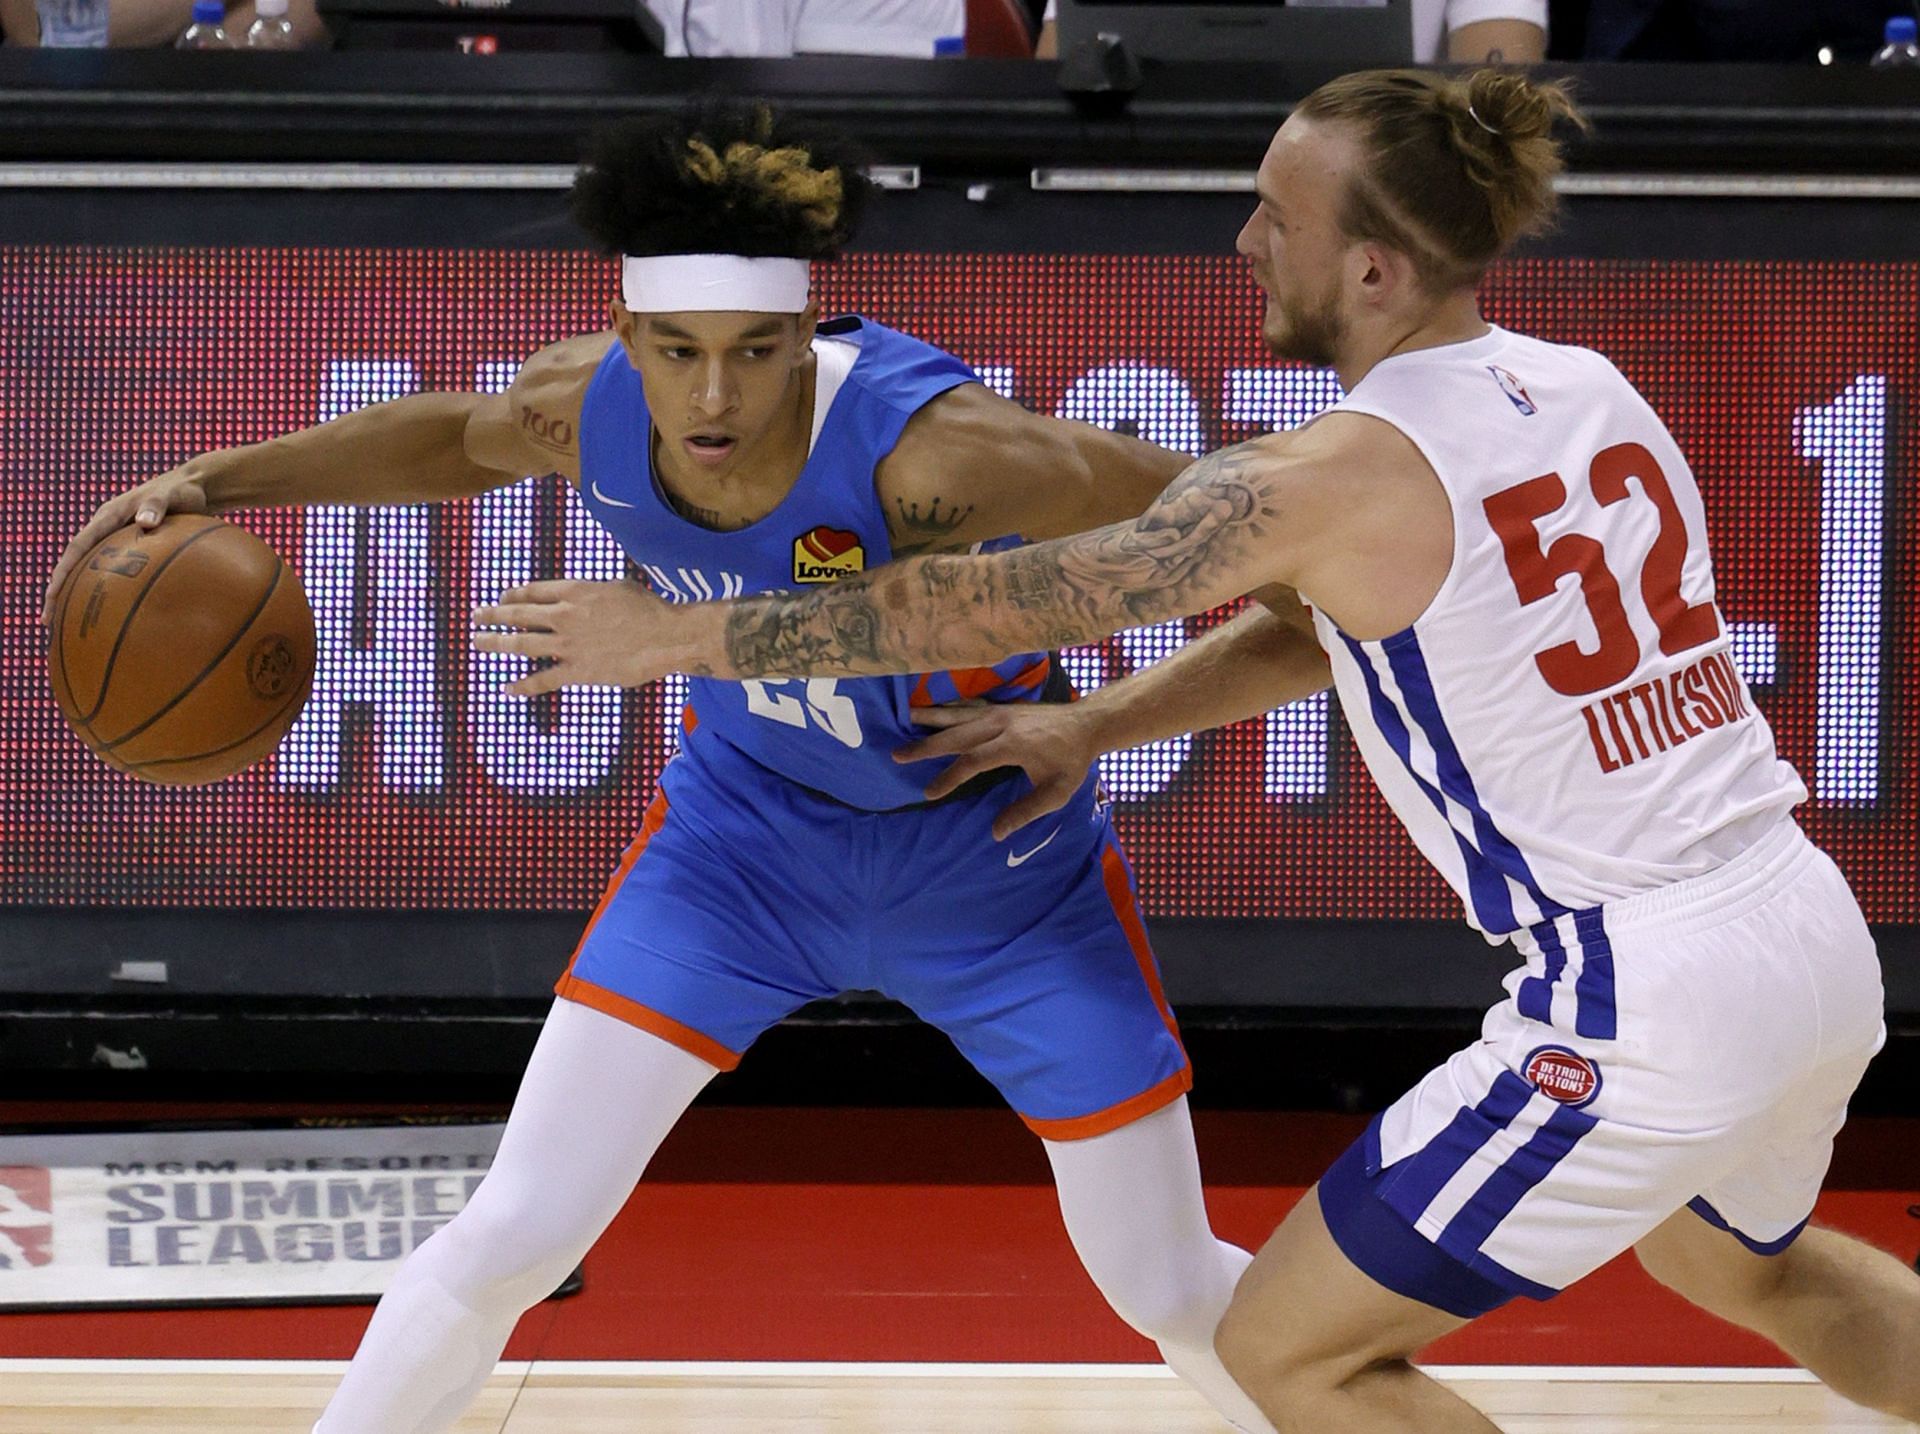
[714, 442, 1277, 679]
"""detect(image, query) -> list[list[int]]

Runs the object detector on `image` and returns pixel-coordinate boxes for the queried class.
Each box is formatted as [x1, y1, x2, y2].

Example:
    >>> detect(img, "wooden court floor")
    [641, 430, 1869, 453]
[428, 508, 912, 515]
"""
[0, 1361, 1905, 1433]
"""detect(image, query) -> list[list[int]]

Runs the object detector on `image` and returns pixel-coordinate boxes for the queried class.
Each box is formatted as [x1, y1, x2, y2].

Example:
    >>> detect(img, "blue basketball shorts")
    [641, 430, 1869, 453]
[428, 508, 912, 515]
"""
[556, 736, 1192, 1140]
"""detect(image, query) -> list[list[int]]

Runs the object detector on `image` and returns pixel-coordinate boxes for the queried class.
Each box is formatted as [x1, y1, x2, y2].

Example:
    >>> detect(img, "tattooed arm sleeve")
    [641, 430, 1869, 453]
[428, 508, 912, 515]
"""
[673, 442, 1283, 680]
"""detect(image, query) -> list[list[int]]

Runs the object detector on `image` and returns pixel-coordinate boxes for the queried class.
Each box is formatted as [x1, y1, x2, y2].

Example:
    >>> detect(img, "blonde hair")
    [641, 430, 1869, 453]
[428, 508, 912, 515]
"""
[571, 101, 871, 260]
[682, 137, 846, 246]
[1296, 69, 1588, 293]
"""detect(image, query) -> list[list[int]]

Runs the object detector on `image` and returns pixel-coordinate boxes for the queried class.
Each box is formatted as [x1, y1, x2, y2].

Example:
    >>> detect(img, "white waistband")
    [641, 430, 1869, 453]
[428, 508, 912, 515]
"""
[1594, 819, 1815, 937]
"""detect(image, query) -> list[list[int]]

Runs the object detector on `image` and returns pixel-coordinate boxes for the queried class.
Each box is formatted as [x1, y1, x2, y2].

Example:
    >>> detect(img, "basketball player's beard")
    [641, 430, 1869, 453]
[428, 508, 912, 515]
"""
[1262, 286, 1345, 369]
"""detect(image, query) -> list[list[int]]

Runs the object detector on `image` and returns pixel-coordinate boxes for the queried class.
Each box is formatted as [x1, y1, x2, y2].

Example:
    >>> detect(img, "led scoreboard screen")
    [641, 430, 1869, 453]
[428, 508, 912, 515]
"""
[3, 249, 1915, 924]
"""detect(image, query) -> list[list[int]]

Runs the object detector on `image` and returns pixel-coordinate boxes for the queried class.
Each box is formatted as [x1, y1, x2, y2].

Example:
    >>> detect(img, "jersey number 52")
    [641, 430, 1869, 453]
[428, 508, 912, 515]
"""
[1484, 441, 1720, 698]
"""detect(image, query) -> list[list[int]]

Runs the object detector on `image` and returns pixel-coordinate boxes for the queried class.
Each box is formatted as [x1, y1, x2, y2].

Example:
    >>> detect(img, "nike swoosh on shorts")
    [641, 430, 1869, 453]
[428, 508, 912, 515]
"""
[1006, 829, 1060, 867]
[591, 480, 637, 509]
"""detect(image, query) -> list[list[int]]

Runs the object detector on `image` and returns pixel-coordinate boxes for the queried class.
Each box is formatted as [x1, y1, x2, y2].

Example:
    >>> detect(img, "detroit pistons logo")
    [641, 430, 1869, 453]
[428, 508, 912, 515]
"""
[1523, 1046, 1601, 1109]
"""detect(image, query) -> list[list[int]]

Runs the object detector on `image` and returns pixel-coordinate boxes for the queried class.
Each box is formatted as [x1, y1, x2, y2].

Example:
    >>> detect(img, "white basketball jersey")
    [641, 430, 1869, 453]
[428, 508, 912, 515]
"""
[1314, 327, 1805, 938]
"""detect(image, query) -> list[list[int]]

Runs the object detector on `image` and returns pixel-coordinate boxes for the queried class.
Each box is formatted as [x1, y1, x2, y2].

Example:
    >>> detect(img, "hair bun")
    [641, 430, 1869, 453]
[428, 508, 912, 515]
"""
[1294, 68, 1587, 292]
[1461, 71, 1569, 147]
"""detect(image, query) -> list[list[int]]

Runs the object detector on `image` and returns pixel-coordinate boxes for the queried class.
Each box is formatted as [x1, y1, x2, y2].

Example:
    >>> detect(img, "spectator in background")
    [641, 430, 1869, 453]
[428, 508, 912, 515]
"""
[642, 0, 965, 55]
[0, 0, 324, 43]
[1576, 0, 1892, 61]
[1035, 0, 1547, 62]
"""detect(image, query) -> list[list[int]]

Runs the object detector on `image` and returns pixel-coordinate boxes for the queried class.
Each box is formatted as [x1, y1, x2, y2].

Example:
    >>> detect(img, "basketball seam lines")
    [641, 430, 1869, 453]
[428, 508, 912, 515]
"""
[130, 668, 314, 771]
[99, 564, 286, 752]
[75, 523, 227, 727]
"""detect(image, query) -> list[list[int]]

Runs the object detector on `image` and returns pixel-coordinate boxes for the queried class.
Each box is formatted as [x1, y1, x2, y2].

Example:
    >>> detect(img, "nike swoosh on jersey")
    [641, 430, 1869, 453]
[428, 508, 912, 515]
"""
[590, 479, 637, 509]
[1005, 828, 1060, 867]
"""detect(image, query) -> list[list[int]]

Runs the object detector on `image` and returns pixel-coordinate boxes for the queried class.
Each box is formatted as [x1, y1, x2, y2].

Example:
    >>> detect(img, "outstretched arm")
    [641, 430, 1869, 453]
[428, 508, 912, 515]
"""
[470, 410, 1446, 698]
[1069, 588, 1330, 753]
[695, 440, 1280, 679]
[472, 437, 1300, 695]
[44, 331, 607, 623]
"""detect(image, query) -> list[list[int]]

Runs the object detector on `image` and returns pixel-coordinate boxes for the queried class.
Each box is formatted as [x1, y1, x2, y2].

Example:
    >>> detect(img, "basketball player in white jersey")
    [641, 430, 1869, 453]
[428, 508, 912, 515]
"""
[481, 70, 1920, 1431]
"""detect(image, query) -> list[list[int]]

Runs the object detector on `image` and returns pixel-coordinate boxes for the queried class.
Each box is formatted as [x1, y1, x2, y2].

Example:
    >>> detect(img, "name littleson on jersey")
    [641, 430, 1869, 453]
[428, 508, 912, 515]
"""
[1580, 647, 1752, 775]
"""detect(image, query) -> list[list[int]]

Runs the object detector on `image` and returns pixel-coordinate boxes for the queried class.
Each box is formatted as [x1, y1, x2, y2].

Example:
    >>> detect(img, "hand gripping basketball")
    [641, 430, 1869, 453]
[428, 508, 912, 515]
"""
[45, 513, 316, 786]
[42, 464, 211, 626]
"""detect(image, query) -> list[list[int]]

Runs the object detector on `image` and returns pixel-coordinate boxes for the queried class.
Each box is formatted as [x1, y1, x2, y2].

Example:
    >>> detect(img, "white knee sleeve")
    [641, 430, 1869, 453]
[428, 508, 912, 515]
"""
[1046, 1098, 1278, 1434]
[316, 999, 717, 1434]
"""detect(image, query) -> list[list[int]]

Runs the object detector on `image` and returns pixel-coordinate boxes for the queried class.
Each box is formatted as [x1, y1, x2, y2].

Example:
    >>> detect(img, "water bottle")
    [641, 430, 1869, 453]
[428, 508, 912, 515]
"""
[245, 0, 298, 48]
[175, 0, 233, 47]
[1871, 15, 1920, 66]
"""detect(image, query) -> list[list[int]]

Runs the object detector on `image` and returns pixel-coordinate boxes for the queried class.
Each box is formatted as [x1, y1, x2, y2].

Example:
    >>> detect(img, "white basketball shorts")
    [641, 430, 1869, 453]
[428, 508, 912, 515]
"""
[1318, 818, 1886, 1315]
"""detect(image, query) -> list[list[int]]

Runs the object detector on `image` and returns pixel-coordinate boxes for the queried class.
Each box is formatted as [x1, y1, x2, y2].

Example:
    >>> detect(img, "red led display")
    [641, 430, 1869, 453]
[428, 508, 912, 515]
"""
[3, 248, 1914, 920]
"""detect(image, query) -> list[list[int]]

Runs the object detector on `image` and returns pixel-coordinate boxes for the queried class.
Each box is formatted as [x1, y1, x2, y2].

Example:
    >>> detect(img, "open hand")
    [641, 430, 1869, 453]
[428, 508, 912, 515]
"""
[472, 579, 675, 696]
[897, 700, 1099, 841]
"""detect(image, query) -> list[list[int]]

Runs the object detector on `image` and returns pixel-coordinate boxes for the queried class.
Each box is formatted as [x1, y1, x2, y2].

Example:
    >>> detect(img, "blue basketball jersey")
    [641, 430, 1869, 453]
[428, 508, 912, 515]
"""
[577, 315, 1054, 810]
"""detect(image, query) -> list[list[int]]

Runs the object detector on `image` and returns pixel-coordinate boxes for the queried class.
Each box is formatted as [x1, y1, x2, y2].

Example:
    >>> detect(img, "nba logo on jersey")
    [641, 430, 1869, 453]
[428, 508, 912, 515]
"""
[793, 526, 865, 583]
[1523, 1046, 1601, 1108]
[0, 1166, 54, 1268]
[1488, 364, 1538, 416]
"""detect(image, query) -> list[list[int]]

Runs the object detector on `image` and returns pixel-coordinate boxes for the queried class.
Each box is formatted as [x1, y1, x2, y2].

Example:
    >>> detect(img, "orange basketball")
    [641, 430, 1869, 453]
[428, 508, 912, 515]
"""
[46, 514, 316, 787]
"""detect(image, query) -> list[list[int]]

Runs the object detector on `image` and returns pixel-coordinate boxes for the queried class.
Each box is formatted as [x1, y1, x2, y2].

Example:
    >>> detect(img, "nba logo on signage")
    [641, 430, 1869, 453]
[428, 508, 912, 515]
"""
[0, 1166, 54, 1268]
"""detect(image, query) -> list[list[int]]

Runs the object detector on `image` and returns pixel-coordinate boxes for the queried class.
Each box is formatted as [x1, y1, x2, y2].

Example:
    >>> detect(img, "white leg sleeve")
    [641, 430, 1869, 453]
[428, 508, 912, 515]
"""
[1044, 1098, 1278, 1434]
[315, 998, 717, 1434]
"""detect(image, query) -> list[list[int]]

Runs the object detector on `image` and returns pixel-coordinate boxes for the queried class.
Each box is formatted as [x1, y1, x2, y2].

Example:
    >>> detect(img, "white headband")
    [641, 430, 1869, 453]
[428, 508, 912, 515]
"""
[620, 253, 811, 314]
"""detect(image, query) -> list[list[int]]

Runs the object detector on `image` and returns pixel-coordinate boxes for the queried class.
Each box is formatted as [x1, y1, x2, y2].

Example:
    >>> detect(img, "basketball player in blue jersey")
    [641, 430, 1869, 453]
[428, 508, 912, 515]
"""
[497, 74, 1920, 1434]
[47, 104, 1320, 1432]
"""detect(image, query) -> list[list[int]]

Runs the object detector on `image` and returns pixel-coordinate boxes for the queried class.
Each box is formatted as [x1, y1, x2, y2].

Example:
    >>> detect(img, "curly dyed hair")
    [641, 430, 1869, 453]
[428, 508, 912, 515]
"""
[570, 101, 872, 260]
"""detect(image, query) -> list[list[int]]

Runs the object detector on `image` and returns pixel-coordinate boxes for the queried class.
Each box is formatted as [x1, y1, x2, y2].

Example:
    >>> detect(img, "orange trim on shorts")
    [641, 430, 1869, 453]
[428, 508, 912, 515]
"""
[1020, 843, 1195, 1142]
[562, 791, 671, 973]
[1021, 1065, 1193, 1142]
[681, 705, 699, 733]
[553, 790, 741, 1071]
[1100, 842, 1190, 1060]
[554, 975, 743, 1072]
